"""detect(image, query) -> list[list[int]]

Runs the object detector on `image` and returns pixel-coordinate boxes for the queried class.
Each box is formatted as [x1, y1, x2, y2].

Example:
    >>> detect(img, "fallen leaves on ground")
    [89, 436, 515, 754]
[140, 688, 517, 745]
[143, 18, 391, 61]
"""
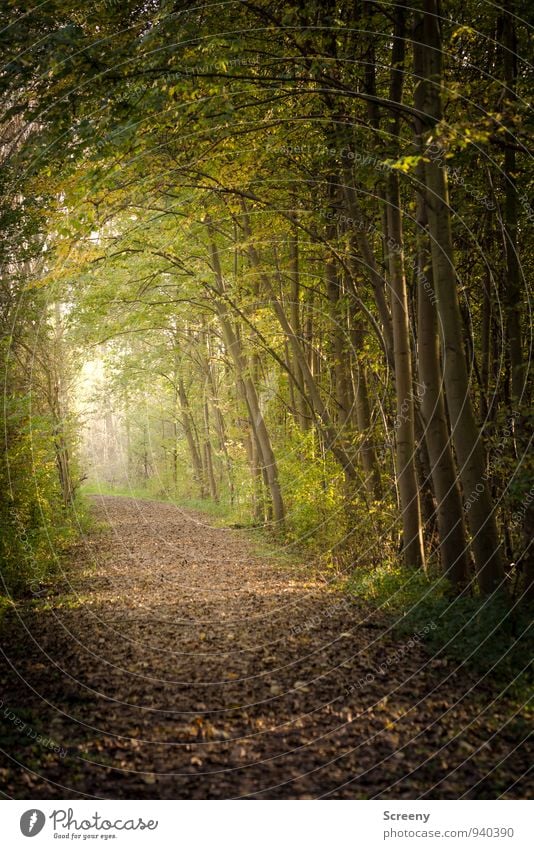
[0, 496, 531, 799]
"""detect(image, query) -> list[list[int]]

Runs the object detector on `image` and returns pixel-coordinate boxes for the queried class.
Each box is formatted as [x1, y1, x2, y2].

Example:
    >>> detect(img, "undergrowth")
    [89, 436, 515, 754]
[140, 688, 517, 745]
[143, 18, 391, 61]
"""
[347, 562, 534, 703]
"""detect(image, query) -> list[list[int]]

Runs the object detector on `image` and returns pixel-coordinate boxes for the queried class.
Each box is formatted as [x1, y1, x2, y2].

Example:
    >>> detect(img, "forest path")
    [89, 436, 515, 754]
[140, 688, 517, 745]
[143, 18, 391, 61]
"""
[0, 496, 530, 799]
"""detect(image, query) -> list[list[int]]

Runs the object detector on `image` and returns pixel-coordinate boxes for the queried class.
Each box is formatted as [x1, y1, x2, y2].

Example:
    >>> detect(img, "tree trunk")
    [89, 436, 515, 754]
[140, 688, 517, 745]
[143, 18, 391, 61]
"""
[385, 1, 425, 569]
[177, 376, 206, 498]
[349, 298, 383, 500]
[203, 391, 218, 501]
[418, 0, 505, 593]
[207, 222, 285, 526]
[204, 331, 235, 504]
[342, 180, 394, 366]
[413, 26, 470, 589]
[501, 5, 524, 403]
[386, 171, 425, 569]
[241, 207, 360, 480]
[288, 225, 309, 429]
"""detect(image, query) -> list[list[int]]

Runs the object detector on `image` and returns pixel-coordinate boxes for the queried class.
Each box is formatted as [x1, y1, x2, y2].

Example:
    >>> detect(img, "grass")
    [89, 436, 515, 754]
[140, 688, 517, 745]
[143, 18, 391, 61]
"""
[82, 481, 237, 519]
[347, 561, 534, 702]
[0, 594, 15, 627]
[82, 481, 171, 501]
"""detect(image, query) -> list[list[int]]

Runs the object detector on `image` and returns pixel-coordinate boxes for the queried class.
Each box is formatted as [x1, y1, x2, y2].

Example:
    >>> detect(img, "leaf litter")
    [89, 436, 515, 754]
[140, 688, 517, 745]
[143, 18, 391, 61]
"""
[0, 495, 531, 799]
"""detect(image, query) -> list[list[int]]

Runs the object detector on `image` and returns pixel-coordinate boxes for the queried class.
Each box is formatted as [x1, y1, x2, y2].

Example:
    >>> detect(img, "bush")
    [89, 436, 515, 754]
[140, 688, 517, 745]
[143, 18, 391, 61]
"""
[0, 402, 81, 598]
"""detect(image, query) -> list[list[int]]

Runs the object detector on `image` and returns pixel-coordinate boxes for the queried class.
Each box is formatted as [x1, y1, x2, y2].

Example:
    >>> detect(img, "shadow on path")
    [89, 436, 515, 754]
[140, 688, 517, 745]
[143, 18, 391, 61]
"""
[0, 496, 531, 799]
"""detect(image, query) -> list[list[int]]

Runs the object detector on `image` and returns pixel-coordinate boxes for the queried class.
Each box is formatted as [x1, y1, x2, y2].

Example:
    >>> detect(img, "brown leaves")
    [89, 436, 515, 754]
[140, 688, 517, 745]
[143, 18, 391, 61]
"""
[0, 495, 531, 800]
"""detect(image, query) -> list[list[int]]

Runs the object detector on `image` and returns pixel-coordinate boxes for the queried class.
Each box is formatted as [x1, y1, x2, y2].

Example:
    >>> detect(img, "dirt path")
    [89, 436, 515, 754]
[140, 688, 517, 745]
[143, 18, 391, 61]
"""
[0, 496, 531, 799]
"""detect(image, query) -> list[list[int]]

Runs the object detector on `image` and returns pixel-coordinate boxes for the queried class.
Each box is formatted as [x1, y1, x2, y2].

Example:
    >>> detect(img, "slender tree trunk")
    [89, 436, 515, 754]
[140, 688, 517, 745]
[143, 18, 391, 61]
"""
[177, 376, 205, 498]
[416, 242, 470, 585]
[325, 181, 350, 426]
[204, 333, 235, 503]
[481, 264, 492, 411]
[342, 180, 394, 366]
[413, 27, 470, 588]
[418, 0, 505, 593]
[207, 222, 285, 526]
[385, 2, 425, 569]
[288, 225, 309, 429]
[387, 172, 425, 569]
[349, 298, 383, 500]
[50, 302, 73, 505]
[268, 274, 360, 480]
[203, 390, 218, 501]
[237, 380, 264, 522]
[172, 415, 178, 491]
[241, 208, 359, 479]
[501, 5, 524, 403]
[326, 254, 350, 425]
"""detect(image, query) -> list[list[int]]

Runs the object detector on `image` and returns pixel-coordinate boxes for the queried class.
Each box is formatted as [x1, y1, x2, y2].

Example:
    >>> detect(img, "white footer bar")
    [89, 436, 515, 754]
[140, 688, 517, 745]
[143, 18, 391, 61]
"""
[4, 799, 533, 848]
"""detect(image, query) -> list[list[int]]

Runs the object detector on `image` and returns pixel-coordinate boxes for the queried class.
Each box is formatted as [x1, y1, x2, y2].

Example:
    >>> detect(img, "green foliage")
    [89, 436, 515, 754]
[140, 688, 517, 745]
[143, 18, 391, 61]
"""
[0, 399, 80, 598]
[277, 425, 393, 557]
[348, 563, 534, 699]
[2, 0, 532, 603]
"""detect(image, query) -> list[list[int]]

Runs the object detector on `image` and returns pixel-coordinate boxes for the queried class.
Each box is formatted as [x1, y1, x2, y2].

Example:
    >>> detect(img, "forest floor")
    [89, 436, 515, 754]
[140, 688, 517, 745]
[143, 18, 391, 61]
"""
[0, 495, 531, 799]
